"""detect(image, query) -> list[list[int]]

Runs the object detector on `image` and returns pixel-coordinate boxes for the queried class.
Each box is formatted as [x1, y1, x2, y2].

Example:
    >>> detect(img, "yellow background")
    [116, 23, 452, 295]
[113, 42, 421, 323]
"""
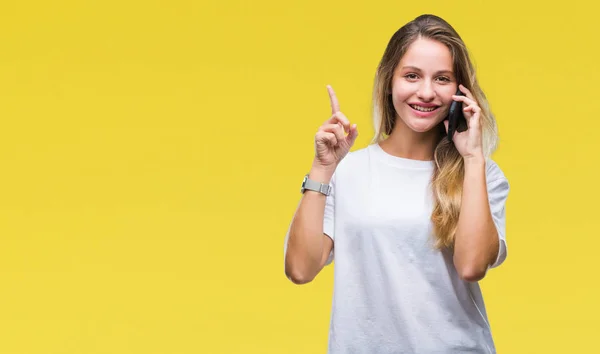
[0, 0, 597, 353]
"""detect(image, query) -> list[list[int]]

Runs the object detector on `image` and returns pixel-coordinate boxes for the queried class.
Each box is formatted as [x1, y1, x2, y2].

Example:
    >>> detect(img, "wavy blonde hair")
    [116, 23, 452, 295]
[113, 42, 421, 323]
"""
[371, 14, 499, 249]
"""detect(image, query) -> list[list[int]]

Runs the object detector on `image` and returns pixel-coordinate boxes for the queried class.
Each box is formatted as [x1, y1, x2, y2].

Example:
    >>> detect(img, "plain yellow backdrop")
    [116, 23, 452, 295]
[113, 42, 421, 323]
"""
[0, 0, 598, 353]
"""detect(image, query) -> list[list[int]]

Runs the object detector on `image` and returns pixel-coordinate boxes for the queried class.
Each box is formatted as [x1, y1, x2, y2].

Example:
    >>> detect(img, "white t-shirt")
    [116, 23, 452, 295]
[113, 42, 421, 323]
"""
[285, 142, 510, 354]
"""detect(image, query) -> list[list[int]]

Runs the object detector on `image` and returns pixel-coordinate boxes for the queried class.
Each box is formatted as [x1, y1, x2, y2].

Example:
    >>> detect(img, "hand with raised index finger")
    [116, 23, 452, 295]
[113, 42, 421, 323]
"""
[313, 85, 359, 171]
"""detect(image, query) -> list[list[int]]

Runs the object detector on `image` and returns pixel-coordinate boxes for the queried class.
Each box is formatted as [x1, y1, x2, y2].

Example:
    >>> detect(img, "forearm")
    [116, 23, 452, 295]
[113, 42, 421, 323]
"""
[453, 156, 499, 282]
[285, 167, 333, 282]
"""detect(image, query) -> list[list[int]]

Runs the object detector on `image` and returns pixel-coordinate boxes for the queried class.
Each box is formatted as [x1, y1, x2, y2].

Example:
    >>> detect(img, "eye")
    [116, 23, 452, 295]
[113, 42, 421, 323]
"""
[436, 76, 451, 83]
[404, 73, 419, 80]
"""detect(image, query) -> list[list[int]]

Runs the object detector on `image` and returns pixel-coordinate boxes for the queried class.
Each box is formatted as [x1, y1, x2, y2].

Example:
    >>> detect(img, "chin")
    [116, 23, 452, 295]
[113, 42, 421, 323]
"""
[408, 119, 442, 133]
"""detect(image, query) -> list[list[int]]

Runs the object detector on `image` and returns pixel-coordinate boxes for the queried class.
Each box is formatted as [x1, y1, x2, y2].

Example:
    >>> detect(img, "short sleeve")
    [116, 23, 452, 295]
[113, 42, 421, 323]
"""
[486, 160, 510, 269]
[322, 173, 336, 266]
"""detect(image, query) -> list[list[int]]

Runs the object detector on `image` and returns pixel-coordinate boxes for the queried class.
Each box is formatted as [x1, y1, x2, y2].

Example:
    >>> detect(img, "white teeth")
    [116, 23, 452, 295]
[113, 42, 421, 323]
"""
[410, 105, 437, 112]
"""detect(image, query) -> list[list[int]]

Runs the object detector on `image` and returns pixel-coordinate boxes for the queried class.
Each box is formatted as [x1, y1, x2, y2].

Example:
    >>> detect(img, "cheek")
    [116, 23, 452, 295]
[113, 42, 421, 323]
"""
[392, 81, 412, 97]
[390, 85, 412, 107]
[390, 94, 410, 114]
[440, 86, 458, 104]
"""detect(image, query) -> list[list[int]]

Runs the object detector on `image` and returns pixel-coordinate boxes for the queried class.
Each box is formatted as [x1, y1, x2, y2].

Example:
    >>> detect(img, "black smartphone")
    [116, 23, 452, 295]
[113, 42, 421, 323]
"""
[446, 88, 468, 142]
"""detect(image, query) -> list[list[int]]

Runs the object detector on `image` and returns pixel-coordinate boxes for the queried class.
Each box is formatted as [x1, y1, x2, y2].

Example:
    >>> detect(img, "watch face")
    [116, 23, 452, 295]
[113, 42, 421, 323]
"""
[301, 175, 308, 192]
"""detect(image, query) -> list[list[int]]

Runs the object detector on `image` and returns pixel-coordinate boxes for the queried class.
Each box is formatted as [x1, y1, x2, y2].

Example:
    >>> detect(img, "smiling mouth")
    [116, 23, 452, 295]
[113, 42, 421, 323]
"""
[409, 104, 439, 112]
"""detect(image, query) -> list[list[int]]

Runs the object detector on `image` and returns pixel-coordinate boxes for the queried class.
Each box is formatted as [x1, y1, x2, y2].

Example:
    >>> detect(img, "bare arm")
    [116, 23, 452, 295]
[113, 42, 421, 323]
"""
[284, 85, 358, 285]
[448, 85, 507, 282]
[285, 166, 335, 284]
[453, 157, 499, 282]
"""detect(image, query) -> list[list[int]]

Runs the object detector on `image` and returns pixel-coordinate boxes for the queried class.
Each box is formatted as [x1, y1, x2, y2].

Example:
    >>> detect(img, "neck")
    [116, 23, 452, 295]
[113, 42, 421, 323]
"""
[379, 121, 444, 161]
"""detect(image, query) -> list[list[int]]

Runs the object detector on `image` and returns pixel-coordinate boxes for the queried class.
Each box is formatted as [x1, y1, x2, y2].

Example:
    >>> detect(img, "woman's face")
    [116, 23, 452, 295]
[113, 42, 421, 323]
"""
[390, 38, 458, 134]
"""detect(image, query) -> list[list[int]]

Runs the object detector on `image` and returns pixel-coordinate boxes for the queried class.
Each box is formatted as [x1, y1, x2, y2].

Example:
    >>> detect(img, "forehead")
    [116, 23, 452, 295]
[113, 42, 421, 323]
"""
[398, 38, 453, 71]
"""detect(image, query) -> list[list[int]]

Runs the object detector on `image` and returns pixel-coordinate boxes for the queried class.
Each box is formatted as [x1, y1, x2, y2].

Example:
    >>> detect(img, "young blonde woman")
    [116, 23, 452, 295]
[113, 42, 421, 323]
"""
[284, 14, 510, 354]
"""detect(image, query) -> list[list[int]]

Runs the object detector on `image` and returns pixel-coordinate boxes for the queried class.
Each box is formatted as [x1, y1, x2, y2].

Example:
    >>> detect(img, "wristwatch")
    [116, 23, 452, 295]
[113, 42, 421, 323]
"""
[300, 174, 331, 196]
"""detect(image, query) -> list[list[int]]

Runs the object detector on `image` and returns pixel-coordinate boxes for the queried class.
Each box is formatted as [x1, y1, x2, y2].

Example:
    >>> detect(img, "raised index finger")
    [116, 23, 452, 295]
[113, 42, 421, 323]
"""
[327, 85, 340, 114]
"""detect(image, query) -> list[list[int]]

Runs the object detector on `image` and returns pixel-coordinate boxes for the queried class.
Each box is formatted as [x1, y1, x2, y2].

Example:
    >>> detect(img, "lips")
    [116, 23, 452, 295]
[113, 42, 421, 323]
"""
[409, 104, 439, 112]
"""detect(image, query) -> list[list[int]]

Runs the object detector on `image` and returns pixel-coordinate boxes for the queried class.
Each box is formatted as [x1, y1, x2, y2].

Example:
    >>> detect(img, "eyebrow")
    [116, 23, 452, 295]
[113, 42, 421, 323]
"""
[400, 66, 454, 75]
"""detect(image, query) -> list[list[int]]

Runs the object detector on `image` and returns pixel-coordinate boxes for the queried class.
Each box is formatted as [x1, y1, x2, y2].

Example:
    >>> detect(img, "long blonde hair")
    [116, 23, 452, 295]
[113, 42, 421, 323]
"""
[371, 14, 499, 249]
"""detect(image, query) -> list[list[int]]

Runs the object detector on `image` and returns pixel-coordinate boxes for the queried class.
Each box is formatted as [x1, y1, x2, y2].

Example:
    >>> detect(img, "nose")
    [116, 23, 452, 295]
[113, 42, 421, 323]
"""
[416, 81, 436, 101]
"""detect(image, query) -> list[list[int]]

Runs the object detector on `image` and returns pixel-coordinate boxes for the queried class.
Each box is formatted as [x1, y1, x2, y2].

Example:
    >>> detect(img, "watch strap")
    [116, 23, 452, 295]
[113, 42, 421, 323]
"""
[301, 174, 331, 196]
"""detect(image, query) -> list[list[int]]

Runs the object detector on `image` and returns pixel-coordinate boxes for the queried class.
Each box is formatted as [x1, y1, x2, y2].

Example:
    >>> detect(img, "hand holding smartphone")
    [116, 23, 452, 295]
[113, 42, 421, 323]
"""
[446, 88, 468, 142]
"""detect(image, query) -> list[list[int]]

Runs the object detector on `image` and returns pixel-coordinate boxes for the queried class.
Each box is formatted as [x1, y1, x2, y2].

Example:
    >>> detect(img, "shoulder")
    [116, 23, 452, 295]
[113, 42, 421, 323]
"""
[346, 144, 372, 162]
[335, 144, 372, 173]
[328, 145, 373, 185]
